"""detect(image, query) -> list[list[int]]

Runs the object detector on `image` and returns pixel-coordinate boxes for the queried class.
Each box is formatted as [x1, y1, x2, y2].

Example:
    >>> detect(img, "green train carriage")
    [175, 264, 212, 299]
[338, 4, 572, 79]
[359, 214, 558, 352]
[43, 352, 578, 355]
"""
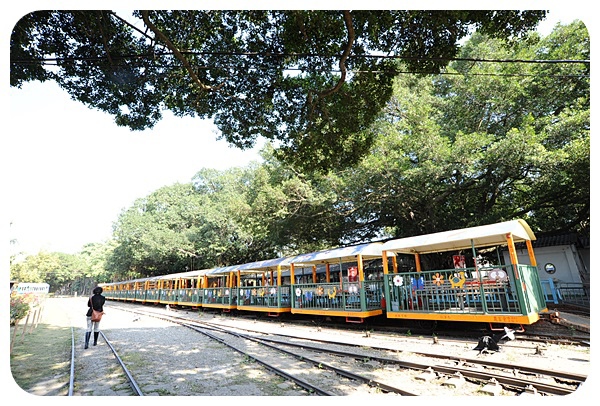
[381, 219, 548, 327]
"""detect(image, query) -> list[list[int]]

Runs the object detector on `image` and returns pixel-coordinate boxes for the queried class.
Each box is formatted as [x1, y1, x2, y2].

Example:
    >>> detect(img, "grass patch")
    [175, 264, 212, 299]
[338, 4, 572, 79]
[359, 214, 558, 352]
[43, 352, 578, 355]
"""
[10, 323, 73, 394]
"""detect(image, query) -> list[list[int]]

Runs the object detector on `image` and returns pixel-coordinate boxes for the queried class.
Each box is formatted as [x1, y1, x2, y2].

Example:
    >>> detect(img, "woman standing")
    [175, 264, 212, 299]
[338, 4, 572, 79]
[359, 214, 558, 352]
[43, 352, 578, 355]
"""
[85, 286, 106, 349]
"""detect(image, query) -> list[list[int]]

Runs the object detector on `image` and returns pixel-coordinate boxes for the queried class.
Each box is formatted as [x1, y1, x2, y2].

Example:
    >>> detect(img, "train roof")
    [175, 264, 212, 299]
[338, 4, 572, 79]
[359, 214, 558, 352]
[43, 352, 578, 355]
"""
[154, 268, 214, 279]
[381, 219, 536, 255]
[290, 242, 391, 265]
[101, 269, 213, 286]
[205, 264, 240, 276]
[237, 256, 294, 273]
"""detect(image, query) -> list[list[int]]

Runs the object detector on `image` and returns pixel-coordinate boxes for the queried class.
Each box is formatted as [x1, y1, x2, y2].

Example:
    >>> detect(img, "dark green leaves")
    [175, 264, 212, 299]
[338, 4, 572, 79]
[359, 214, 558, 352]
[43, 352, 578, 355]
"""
[10, 10, 546, 172]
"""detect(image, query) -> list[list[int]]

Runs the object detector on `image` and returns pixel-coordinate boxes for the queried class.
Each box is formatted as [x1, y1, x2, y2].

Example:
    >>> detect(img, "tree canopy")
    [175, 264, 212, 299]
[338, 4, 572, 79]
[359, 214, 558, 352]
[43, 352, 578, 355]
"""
[104, 21, 589, 278]
[11, 10, 547, 171]
[10, 15, 589, 283]
[340, 22, 590, 240]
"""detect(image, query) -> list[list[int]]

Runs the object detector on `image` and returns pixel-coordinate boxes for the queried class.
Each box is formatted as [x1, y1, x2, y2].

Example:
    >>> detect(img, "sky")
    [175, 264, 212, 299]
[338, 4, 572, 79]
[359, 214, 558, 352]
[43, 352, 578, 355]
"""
[3, 4, 592, 263]
[6, 80, 265, 256]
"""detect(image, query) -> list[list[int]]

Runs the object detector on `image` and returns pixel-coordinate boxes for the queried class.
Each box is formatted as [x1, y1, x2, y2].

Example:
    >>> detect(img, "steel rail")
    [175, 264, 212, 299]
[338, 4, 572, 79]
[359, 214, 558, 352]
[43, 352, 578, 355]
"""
[182, 318, 417, 395]
[239, 332, 418, 396]
[147, 311, 419, 395]
[67, 328, 143, 396]
[431, 364, 578, 396]
[114, 307, 334, 395]
[184, 324, 335, 395]
[254, 335, 582, 395]
[119, 307, 409, 395]
[68, 327, 75, 396]
[100, 331, 144, 396]
[110, 305, 583, 396]
[254, 334, 588, 383]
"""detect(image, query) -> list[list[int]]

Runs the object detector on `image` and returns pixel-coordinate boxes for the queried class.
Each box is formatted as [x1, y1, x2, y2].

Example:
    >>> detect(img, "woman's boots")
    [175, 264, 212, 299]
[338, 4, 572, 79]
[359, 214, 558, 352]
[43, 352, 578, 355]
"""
[84, 331, 100, 348]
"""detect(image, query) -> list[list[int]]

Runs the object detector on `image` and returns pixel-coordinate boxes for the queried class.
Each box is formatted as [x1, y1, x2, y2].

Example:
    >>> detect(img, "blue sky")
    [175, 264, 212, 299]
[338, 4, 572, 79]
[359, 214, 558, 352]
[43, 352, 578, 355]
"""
[3, 5, 591, 259]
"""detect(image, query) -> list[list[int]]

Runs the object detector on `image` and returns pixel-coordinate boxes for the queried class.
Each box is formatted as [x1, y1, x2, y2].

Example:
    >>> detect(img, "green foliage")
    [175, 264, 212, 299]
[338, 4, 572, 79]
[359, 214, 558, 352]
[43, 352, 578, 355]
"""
[107, 156, 346, 276]
[10, 243, 117, 292]
[10, 20, 588, 280]
[10, 10, 546, 172]
[338, 21, 589, 239]
[11, 252, 61, 285]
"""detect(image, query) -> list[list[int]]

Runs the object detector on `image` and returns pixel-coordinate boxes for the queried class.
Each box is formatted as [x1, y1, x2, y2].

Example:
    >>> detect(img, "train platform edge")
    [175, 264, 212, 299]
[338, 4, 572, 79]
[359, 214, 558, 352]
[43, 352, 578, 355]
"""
[540, 309, 590, 334]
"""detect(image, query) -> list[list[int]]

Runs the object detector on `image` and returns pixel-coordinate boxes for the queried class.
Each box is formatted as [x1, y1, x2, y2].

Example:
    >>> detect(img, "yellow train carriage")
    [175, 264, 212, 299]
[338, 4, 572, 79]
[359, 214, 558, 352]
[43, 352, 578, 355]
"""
[289, 242, 395, 323]
[381, 219, 548, 327]
[236, 257, 294, 315]
[201, 265, 239, 311]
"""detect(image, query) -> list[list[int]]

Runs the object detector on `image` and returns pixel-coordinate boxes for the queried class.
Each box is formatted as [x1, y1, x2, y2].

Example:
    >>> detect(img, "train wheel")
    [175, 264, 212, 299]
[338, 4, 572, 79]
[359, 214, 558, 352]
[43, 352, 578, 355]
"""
[416, 320, 437, 332]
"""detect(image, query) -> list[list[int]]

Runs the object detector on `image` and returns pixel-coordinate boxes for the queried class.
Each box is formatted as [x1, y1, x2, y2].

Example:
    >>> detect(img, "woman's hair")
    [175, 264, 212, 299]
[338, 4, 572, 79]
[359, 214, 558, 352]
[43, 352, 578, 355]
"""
[93, 287, 103, 294]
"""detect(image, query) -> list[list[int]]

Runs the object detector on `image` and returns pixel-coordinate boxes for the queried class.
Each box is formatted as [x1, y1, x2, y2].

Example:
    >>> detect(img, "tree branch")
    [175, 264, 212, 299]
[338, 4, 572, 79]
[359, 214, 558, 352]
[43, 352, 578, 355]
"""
[318, 10, 354, 98]
[306, 10, 355, 126]
[140, 10, 222, 92]
[96, 11, 114, 68]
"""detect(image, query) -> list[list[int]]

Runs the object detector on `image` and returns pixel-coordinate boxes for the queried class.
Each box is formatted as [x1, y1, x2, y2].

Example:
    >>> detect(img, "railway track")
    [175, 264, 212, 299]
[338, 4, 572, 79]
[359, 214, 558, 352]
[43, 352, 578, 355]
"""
[112, 304, 587, 396]
[120, 307, 418, 395]
[68, 327, 143, 396]
[193, 318, 585, 396]
[186, 321, 417, 395]
[192, 305, 590, 350]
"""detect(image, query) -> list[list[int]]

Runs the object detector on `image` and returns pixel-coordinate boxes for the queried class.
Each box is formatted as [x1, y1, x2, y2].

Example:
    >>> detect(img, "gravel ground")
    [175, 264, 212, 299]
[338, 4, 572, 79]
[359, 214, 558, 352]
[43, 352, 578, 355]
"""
[9, 297, 594, 399]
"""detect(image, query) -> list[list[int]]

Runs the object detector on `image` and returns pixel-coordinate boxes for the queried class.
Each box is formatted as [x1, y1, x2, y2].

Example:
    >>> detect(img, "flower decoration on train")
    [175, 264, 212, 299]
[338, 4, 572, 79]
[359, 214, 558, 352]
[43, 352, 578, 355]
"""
[270, 287, 276, 295]
[393, 275, 403, 286]
[327, 287, 337, 299]
[433, 273, 444, 286]
[295, 288, 302, 296]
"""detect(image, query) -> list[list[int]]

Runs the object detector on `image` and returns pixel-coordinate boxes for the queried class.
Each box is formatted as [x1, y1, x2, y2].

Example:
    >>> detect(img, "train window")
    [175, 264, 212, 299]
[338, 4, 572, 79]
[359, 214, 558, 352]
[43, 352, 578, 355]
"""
[544, 263, 556, 274]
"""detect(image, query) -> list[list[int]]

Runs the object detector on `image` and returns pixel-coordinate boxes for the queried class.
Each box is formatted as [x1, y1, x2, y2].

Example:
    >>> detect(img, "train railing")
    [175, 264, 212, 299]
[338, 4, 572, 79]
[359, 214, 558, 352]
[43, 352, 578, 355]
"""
[237, 286, 291, 308]
[384, 265, 545, 316]
[134, 290, 146, 301]
[178, 288, 203, 305]
[125, 290, 136, 301]
[161, 289, 178, 303]
[202, 287, 236, 306]
[291, 281, 384, 311]
[145, 289, 161, 302]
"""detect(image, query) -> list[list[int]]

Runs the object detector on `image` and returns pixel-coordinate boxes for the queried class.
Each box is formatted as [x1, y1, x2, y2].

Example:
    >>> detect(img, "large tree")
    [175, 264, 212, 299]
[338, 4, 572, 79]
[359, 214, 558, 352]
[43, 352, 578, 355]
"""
[10, 10, 546, 171]
[10, 251, 88, 292]
[338, 21, 589, 240]
[58, 18, 588, 278]
[107, 154, 348, 276]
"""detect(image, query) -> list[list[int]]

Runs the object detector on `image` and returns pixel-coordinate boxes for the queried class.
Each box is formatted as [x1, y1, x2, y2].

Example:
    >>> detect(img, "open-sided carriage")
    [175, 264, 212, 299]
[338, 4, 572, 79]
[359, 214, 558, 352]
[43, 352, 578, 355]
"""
[235, 257, 293, 315]
[288, 242, 395, 323]
[381, 219, 548, 327]
[201, 265, 239, 311]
